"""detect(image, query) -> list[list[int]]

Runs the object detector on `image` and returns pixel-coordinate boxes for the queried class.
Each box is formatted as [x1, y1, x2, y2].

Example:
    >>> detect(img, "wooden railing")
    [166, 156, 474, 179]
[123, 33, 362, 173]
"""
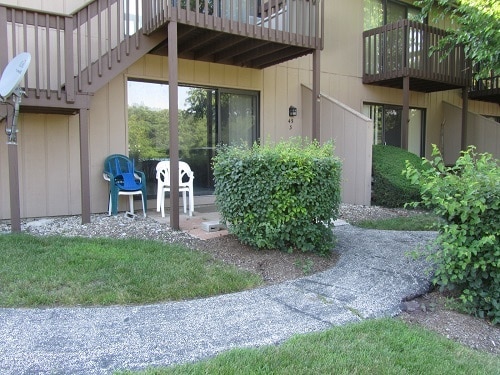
[0, 0, 323, 107]
[143, 0, 323, 47]
[0, 0, 138, 104]
[363, 20, 470, 89]
[471, 75, 500, 92]
[469, 74, 500, 103]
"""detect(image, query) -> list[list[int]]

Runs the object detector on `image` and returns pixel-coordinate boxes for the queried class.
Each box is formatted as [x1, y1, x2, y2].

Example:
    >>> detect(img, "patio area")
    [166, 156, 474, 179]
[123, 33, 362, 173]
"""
[144, 195, 228, 240]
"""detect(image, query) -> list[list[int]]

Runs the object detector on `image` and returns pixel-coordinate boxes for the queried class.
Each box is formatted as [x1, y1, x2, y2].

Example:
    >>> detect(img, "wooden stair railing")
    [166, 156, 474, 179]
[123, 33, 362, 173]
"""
[0, 0, 164, 110]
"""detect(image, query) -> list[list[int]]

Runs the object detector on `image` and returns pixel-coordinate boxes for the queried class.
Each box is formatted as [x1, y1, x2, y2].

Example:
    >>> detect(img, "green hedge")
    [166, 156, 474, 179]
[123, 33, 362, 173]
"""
[372, 145, 425, 208]
[406, 145, 500, 324]
[213, 139, 342, 255]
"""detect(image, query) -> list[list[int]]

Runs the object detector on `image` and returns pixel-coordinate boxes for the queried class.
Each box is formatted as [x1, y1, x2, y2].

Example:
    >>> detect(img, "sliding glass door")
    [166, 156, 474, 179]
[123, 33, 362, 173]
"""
[127, 81, 259, 196]
[184, 88, 259, 192]
[219, 89, 259, 147]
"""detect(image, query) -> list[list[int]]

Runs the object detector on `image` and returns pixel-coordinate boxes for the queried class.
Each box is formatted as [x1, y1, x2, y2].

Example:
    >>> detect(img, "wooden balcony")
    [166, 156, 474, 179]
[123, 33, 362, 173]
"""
[144, 0, 323, 68]
[469, 75, 500, 104]
[363, 20, 471, 93]
[0, 0, 324, 113]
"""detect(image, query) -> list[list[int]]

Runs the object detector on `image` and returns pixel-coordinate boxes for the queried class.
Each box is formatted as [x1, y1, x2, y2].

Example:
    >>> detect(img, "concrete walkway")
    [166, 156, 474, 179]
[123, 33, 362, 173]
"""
[0, 225, 436, 374]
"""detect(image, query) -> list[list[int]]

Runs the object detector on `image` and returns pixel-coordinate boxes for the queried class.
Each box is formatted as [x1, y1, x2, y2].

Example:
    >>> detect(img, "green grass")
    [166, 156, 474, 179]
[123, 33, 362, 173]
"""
[122, 319, 500, 375]
[354, 213, 441, 231]
[0, 234, 262, 307]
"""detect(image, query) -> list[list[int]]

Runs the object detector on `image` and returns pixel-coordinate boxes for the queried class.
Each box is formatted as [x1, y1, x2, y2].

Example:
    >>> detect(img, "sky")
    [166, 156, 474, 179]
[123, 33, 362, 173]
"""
[127, 81, 190, 110]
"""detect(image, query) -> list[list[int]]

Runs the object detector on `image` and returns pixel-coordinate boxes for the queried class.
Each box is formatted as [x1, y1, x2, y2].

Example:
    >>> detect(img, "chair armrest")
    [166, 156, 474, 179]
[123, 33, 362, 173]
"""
[134, 170, 146, 183]
[103, 172, 111, 182]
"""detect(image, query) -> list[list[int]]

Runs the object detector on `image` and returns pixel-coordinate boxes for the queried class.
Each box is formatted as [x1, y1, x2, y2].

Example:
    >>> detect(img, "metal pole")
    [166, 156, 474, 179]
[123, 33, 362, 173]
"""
[7, 93, 22, 232]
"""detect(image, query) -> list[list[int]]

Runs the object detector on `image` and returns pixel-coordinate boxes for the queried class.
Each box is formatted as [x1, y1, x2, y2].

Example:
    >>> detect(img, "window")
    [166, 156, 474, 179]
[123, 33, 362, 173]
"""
[363, 103, 426, 156]
[364, 0, 422, 30]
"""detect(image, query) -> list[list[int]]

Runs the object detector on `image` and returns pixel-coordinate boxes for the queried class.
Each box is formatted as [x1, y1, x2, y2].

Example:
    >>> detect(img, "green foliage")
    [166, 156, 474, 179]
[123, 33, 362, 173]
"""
[415, 0, 500, 77]
[0, 234, 262, 307]
[405, 145, 500, 324]
[372, 145, 425, 208]
[355, 213, 441, 231]
[128, 105, 169, 161]
[213, 139, 342, 255]
[129, 319, 500, 375]
[128, 104, 208, 162]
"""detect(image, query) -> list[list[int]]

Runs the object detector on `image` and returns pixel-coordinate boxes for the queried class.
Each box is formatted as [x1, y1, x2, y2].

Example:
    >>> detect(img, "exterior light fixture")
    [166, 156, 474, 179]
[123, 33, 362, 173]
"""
[289, 105, 297, 117]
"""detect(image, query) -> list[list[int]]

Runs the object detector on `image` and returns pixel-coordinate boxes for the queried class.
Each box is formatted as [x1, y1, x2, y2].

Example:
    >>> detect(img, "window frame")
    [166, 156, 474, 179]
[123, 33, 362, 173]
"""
[364, 102, 426, 157]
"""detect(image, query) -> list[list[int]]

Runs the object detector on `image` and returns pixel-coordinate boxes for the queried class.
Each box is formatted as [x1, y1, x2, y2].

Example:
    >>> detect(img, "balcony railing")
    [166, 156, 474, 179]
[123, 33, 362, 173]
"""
[143, 0, 323, 48]
[469, 75, 500, 104]
[363, 20, 470, 92]
[0, 0, 323, 111]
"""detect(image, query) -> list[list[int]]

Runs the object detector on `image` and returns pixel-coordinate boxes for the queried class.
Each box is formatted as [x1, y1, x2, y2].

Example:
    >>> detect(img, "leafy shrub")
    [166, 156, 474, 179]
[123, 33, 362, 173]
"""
[405, 145, 500, 324]
[213, 139, 342, 255]
[372, 145, 425, 207]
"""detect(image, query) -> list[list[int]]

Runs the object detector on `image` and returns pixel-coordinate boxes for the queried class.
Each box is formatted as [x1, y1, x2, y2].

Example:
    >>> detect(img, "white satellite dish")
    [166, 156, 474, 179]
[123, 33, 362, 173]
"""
[0, 52, 31, 101]
[0, 52, 31, 144]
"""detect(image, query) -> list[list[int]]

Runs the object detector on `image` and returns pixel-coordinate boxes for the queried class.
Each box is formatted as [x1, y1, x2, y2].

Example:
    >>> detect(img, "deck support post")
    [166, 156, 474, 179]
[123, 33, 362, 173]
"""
[1, 6, 20, 232]
[168, 20, 180, 231]
[79, 105, 91, 224]
[461, 86, 469, 151]
[401, 75, 410, 150]
[312, 49, 321, 141]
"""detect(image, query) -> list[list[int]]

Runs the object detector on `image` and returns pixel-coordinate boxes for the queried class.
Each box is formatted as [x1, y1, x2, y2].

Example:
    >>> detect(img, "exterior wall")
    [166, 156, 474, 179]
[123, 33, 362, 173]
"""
[443, 102, 500, 164]
[0, 113, 82, 218]
[262, 58, 313, 141]
[1, 0, 499, 219]
[275, 0, 500, 160]
[302, 85, 372, 205]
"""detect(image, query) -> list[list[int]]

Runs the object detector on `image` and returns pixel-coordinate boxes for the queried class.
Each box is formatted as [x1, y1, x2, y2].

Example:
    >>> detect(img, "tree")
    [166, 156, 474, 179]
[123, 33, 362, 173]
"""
[415, 0, 500, 77]
[128, 105, 169, 161]
[184, 88, 211, 119]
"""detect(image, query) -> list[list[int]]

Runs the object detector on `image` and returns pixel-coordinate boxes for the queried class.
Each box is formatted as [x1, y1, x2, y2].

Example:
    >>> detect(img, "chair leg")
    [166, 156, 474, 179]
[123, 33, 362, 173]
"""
[161, 189, 166, 218]
[189, 191, 194, 217]
[111, 190, 119, 215]
[128, 195, 135, 215]
[141, 193, 146, 217]
[108, 193, 112, 215]
[182, 192, 187, 214]
[156, 183, 161, 212]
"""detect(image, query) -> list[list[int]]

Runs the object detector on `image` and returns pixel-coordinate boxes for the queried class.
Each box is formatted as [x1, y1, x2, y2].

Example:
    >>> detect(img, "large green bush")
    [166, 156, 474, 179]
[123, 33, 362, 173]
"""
[372, 145, 425, 207]
[213, 139, 342, 255]
[405, 145, 500, 324]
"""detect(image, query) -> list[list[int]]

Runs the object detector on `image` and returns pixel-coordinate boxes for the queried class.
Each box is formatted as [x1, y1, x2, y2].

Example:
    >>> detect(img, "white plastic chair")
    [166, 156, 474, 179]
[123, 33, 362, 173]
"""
[156, 160, 195, 217]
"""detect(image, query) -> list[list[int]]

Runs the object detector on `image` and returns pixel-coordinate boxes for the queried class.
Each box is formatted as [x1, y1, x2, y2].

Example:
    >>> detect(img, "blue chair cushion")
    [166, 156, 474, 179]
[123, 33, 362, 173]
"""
[114, 172, 143, 191]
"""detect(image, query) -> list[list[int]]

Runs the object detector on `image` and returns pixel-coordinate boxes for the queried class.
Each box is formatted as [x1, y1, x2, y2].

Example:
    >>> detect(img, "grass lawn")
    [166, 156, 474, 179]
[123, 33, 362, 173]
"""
[0, 234, 262, 307]
[121, 319, 500, 375]
[354, 213, 441, 231]
[3, 221, 497, 375]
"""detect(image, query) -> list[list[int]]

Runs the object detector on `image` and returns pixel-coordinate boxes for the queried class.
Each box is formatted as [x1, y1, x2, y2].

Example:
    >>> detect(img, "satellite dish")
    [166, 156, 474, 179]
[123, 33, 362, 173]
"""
[0, 52, 31, 101]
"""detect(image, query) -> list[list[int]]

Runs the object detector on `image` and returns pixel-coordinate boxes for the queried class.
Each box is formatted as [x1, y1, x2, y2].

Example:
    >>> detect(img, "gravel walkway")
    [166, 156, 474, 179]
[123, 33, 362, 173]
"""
[0, 210, 437, 374]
